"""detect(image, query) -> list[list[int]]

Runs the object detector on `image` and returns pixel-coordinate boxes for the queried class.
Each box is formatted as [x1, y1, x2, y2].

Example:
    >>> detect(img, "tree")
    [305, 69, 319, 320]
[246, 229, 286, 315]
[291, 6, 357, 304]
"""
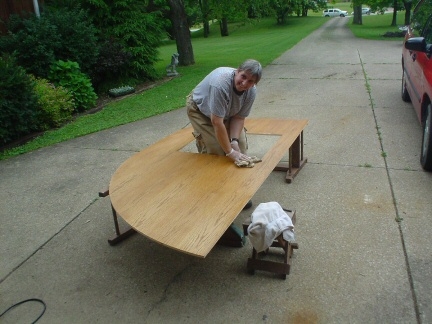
[293, 0, 327, 17]
[210, 0, 248, 37]
[269, 0, 292, 24]
[247, 0, 274, 18]
[401, 0, 413, 25]
[199, 0, 212, 38]
[168, 0, 195, 66]
[365, 0, 407, 26]
[390, 0, 398, 26]
[352, 4, 363, 25]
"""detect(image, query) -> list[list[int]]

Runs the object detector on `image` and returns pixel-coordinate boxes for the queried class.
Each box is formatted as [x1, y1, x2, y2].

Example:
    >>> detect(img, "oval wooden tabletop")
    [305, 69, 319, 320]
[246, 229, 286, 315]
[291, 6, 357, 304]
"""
[109, 118, 308, 257]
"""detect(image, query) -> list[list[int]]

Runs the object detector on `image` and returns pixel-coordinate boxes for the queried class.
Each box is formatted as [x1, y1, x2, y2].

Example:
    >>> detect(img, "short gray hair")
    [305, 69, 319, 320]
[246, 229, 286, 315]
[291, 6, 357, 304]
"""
[238, 59, 262, 84]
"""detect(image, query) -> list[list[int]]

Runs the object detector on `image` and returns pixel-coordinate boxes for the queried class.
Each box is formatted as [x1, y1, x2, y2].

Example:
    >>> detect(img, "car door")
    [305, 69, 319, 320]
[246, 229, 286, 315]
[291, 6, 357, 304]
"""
[405, 3, 432, 115]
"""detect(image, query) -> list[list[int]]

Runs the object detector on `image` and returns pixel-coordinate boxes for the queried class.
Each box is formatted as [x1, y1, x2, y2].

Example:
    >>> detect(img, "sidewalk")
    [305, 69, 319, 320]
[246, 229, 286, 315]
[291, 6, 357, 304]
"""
[1, 18, 431, 323]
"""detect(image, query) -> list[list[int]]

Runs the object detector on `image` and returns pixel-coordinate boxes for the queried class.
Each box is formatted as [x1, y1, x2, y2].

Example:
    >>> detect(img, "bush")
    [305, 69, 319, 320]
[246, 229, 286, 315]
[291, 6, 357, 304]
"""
[0, 8, 99, 78]
[44, 8, 99, 74]
[0, 56, 39, 144]
[0, 14, 59, 78]
[49, 60, 97, 112]
[32, 77, 74, 130]
[90, 38, 133, 92]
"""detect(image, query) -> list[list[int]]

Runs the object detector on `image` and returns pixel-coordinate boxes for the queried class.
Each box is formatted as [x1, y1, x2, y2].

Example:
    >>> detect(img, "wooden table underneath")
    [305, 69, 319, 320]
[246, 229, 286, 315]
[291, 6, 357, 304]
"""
[107, 118, 308, 258]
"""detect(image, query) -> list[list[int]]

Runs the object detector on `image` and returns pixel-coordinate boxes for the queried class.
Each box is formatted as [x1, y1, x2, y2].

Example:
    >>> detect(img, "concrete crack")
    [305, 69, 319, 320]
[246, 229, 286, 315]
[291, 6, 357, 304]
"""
[145, 264, 190, 319]
[358, 49, 422, 324]
[0, 197, 99, 284]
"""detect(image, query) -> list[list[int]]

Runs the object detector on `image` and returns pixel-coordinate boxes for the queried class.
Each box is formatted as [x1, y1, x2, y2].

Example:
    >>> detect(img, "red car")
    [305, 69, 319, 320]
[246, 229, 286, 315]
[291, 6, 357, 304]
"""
[401, 0, 432, 171]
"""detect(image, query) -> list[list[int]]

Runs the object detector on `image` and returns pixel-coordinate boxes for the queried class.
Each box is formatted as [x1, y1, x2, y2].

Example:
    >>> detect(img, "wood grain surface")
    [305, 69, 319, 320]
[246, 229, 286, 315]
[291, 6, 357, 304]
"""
[109, 118, 308, 257]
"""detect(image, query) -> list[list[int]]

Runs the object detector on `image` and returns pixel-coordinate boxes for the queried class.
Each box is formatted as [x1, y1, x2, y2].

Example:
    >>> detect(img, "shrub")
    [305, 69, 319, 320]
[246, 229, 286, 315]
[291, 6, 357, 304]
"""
[0, 56, 39, 144]
[90, 38, 133, 92]
[44, 8, 99, 74]
[0, 8, 99, 78]
[0, 14, 60, 78]
[32, 77, 74, 130]
[49, 60, 97, 112]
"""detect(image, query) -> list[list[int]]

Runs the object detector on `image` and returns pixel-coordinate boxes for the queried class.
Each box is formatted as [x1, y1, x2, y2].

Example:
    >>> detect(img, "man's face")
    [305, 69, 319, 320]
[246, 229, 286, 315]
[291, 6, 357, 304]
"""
[234, 70, 257, 92]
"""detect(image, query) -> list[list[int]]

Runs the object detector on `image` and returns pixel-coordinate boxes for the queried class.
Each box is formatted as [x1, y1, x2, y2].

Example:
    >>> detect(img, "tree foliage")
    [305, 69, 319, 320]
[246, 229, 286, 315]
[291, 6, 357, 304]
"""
[268, 0, 293, 24]
[209, 0, 248, 35]
[361, 0, 413, 26]
[247, 0, 275, 18]
[295, 0, 327, 17]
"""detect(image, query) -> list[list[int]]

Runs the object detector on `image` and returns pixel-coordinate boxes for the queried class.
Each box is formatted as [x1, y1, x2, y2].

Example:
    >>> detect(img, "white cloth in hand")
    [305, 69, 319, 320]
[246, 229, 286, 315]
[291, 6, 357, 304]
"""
[247, 202, 295, 252]
[234, 156, 262, 168]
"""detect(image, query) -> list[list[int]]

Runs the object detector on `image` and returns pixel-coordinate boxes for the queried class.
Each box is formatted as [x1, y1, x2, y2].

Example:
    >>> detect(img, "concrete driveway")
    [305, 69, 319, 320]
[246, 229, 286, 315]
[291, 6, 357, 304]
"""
[1, 18, 431, 323]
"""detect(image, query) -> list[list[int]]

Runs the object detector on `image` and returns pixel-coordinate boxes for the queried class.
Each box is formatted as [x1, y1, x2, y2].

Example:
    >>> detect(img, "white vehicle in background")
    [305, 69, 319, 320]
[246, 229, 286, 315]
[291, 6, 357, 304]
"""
[351, 7, 371, 15]
[323, 8, 349, 17]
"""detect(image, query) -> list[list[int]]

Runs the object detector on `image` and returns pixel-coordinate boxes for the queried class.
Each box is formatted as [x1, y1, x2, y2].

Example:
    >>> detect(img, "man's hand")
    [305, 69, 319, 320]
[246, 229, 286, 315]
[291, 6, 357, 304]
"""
[226, 149, 251, 162]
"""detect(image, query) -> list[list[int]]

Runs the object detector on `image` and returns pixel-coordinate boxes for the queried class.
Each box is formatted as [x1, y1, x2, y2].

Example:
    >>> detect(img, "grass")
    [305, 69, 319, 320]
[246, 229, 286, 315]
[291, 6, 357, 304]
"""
[348, 12, 406, 40]
[0, 6, 406, 160]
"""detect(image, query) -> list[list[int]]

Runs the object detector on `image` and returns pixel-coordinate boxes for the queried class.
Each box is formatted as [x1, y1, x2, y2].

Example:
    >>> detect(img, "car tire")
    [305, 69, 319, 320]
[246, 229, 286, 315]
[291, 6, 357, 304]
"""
[340, 14, 345, 17]
[401, 68, 411, 102]
[420, 103, 432, 171]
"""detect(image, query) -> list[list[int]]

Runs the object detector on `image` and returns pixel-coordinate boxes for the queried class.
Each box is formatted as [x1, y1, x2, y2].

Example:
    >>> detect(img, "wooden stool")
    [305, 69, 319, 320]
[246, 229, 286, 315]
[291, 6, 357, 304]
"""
[242, 209, 298, 279]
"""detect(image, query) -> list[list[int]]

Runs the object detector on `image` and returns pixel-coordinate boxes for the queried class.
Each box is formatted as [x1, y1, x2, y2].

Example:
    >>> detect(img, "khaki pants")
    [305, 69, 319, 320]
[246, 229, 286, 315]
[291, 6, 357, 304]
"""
[186, 94, 248, 155]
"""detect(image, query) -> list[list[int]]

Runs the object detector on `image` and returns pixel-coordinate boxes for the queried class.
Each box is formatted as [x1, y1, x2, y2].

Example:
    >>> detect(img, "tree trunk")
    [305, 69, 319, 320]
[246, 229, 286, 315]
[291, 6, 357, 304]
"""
[168, 0, 195, 66]
[352, 5, 362, 25]
[403, 0, 412, 26]
[220, 17, 228, 36]
[203, 20, 210, 38]
[199, 0, 210, 38]
[391, 0, 398, 26]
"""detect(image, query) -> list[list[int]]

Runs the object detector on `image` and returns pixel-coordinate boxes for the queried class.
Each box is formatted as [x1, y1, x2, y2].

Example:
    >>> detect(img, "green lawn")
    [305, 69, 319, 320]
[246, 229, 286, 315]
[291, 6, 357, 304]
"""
[0, 6, 407, 160]
[348, 12, 406, 40]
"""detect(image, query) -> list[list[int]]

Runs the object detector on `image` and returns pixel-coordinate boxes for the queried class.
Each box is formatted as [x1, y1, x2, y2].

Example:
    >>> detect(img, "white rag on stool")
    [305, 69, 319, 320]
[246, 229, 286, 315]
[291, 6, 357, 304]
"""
[247, 202, 295, 253]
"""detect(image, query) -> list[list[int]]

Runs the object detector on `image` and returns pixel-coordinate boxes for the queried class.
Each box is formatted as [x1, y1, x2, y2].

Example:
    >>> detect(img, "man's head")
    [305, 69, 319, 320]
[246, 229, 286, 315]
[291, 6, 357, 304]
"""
[234, 59, 262, 92]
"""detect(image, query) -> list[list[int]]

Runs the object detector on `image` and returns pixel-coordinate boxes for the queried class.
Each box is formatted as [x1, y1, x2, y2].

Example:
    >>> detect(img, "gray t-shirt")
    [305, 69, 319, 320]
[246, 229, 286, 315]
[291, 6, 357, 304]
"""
[192, 67, 256, 119]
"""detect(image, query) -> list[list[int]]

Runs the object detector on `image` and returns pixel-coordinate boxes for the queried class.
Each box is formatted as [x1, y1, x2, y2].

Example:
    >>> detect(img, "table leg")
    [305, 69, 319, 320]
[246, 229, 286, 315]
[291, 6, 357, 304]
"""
[99, 190, 137, 245]
[274, 131, 307, 183]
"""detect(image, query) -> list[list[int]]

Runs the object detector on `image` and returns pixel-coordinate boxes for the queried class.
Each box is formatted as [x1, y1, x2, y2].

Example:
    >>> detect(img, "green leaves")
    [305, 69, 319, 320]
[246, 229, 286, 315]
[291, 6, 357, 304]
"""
[0, 56, 39, 143]
[49, 60, 97, 112]
[32, 77, 74, 130]
[0, 8, 99, 78]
